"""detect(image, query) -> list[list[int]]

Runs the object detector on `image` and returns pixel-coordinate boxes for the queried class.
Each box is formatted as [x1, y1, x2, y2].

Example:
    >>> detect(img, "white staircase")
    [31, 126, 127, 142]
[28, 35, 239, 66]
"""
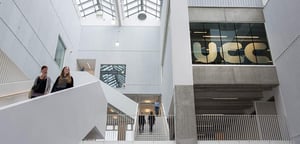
[135, 116, 169, 141]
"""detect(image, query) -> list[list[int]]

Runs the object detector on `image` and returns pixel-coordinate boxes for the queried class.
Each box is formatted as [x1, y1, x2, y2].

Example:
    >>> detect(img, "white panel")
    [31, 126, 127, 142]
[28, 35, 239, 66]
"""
[101, 81, 138, 116]
[170, 0, 193, 85]
[51, 0, 81, 50]
[264, 0, 300, 140]
[0, 0, 81, 80]
[78, 26, 161, 94]
[162, 25, 174, 115]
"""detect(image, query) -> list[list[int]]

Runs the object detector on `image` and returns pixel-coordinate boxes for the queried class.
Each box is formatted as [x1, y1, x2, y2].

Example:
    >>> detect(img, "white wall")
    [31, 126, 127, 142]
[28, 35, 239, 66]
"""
[0, 49, 28, 83]
[160, 0, 195, 115]
[161, 24, 174, 115]
[169, 0, 194, 85]
[0, 73, 107, 144]
[101, 81, 138, 117]
[264, 0, 300, 142]
[78, 26, 161, 94]
[0, 0, 81, 80]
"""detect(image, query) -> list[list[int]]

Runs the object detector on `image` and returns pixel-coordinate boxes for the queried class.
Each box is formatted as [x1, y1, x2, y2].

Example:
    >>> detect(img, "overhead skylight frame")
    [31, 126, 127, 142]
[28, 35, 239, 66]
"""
[123, 0, 161, 18]
[77, 0, 116, 18]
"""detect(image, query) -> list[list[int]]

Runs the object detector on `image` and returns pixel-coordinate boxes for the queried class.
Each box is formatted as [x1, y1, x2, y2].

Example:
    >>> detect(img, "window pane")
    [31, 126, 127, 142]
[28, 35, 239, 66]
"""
[250, 24, 273, 64]
[190, 23, 208, 64]
[204, 23, 223, 64]
[219, 23, 241, 64]
[54, 36, 66, 68]
[100, 64, 126, 88]
[235, 23, 254, 64]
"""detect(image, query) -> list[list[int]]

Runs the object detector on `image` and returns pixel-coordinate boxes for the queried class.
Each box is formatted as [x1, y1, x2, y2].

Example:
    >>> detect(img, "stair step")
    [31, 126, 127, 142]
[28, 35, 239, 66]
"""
[135, 116, 169, 141]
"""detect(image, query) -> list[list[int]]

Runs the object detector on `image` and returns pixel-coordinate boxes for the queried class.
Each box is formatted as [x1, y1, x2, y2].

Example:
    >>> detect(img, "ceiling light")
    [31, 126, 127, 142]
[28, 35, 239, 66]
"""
[203, 35, 228, 38]
[193, 31, 207, 34]
[115, 42, 120, 47]
[144, 109, 151, 113]
[144, 100, 151, 103]
[212, 97, 238, 100]
[235, 36, 260, 39]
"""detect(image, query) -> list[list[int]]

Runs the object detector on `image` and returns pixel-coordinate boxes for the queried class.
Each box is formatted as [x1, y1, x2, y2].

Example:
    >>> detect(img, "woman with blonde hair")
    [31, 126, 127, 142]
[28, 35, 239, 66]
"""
[51, 66, 74, 92]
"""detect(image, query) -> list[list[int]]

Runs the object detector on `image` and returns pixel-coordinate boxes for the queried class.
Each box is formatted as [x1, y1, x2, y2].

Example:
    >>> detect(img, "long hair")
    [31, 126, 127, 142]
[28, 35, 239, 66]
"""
[59, 66, 72, 83]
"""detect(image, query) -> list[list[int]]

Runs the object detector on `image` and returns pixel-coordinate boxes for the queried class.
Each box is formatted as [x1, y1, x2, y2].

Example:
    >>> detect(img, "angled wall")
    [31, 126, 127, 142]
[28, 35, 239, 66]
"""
[0, 0, 81, 80]
[264, 0, 300, 142]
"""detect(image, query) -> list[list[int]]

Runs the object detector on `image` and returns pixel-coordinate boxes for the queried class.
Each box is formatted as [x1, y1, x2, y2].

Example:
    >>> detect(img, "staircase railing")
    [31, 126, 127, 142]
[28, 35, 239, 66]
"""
[196, 114, 290, 141]
[0, 80, 33, 107]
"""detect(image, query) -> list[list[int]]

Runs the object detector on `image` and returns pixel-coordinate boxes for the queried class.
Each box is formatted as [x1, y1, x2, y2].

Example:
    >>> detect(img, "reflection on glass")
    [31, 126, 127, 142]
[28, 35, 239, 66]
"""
[190, 23, 273, 65]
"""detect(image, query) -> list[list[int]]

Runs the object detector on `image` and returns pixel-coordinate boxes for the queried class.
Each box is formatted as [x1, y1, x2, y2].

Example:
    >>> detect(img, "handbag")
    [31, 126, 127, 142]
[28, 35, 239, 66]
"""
[28, 89, 33, 99]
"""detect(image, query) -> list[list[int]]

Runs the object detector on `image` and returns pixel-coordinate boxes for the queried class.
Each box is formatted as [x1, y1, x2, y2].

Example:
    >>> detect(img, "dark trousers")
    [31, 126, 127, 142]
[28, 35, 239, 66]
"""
[149, 123, 154, 132]
[139, 123, 144, 132]
[155, 107, 159, 115]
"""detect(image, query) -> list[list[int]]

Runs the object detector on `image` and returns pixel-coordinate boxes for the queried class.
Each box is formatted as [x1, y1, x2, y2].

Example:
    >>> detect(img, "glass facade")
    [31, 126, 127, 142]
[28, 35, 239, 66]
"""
[190, 23, 273, 65]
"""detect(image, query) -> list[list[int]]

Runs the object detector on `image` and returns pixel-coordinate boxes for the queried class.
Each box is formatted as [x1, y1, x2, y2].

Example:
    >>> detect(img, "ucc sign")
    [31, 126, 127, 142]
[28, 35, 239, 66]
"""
[192, 42, 272, 64]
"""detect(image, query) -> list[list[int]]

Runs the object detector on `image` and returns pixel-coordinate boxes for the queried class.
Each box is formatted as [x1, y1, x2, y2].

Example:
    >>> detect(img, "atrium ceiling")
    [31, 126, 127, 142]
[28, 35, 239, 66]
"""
[75, 0, 162, 26]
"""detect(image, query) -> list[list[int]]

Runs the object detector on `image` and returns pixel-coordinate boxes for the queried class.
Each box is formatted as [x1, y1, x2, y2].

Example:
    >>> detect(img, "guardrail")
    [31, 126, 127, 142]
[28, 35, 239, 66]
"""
[83, 114, 290, 142]
[196, 115, 290, 140]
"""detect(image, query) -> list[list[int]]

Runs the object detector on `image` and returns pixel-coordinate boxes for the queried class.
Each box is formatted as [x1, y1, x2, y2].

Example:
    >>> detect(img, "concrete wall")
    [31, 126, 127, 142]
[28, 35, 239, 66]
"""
[264, 0, 300, 142]
[0, 0, 81, 80]
[193, 66, 279, 86]
[78, 26, 161, 94]
[189, 8, 264, 23]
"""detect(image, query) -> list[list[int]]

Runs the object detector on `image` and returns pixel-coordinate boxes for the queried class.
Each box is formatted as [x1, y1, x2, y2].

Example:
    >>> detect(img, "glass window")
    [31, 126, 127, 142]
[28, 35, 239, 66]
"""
[250, 24, 273, 64]
[190, 23, 273, 65]
[100, 64, 126, 88]
[219, 23, 241, 64]
[54, 36, 66, 68]
[204, 23, 223, 64]
[235, 23, 253, 64]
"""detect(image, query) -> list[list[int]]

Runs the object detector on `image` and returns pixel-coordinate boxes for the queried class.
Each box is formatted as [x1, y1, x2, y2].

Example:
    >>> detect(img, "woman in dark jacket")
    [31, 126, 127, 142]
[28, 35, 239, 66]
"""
[30, 65, 52, 98]
[51, 66, 73, 92]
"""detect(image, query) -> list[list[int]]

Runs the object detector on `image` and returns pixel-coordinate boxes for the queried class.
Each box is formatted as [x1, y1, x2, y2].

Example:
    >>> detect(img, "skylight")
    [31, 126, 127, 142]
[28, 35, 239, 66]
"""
[76, 0, 162, 26]
[76, 0, 116, 17]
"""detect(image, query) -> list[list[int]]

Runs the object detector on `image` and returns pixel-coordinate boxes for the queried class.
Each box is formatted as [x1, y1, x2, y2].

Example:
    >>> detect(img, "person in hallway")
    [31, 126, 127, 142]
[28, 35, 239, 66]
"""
[29, 65, 52, 99]
[51, 66, 74, 92]
[154, 100, 160, 116]
[148, 111, 155, 132]
[138, 112, 146, 133]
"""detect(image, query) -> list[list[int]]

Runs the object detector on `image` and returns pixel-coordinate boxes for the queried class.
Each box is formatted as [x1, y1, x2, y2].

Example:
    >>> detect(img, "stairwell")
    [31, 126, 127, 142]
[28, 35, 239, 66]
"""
[135, 116, 169, 141]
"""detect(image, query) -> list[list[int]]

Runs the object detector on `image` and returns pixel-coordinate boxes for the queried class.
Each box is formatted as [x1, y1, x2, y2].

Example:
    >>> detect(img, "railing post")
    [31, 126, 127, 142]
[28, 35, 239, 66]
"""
[255, 115, 263, 140]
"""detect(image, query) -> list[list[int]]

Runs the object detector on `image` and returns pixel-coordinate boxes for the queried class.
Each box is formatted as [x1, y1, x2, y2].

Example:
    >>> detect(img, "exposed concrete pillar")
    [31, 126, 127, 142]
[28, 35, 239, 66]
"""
[168, 0, 197, 143]
[174, 86, 197, 144]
